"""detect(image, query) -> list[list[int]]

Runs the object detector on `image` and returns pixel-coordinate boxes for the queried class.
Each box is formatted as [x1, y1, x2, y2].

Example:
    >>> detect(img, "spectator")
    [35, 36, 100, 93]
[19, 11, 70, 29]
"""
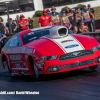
[49, 6, 60, 25]
[78, 22, 88, 33]
[60, 8, 66, 17]
[15, 15, 20, 32]
[5, 27, 9, 35]
[65, 7, 77, 33]
[60, 8, 72, 29]
[47, 9, 50, 15]
[28, 17, 34, 29]
[81, 5, 92, 32]
[0, 31, 7, 52]
[0, 31, 7, 42]
[78, 8, 81, 14]
[88, 4, 96, 32]
[74, 8, 82, 30]
[6, 19, 9, 27]
[6, 18, 17, 33]
[0, 19, 6, 34]
[18, 14, 29, 31]
[38, 9, 52, 27]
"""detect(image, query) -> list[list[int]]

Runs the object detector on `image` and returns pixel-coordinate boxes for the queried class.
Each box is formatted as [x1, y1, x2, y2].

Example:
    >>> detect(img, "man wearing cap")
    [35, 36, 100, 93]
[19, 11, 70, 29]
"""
[88, 4, 96, 32]
[38, 9, 52, 27]
[49, 6, 60, 25]
[74, 8, 82, 31]
[6, 18, 17, 33]
[81, 5, 92, 32]
[18, 14, 29, 31]
[47, 9, 50, 15]
[60, 8, 72, 30]
[65, 7, 77, 33]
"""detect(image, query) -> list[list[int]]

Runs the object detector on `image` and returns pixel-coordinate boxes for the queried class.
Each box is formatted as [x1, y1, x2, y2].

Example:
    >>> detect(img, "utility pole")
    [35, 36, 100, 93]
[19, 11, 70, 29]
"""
[5, 2, 12, 34]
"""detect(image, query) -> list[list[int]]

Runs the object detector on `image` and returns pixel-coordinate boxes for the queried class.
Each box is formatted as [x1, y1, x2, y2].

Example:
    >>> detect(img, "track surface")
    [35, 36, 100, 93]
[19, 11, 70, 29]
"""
[0, 57, 100, 100]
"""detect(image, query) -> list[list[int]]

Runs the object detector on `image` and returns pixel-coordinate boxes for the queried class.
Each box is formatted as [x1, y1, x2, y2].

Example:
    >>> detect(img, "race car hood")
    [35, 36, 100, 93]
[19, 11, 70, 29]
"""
[25, 34, 99, 55]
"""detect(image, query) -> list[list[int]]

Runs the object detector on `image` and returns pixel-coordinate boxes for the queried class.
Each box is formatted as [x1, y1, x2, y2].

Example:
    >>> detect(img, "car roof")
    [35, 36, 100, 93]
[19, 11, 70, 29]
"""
[18, 26, 53, 36]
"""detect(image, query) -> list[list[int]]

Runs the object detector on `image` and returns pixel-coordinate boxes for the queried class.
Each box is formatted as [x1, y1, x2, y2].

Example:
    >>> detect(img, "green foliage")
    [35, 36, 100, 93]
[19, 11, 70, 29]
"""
[35, 10, 43, 17]
[77, 4, 85, 10]
[63, 6, 70, 10]
[0, 17, 3, 22]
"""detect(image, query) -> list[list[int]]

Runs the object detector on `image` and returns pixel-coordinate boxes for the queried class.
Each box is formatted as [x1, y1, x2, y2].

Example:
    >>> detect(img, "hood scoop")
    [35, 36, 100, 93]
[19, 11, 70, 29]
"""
[49, 26, 68, 38]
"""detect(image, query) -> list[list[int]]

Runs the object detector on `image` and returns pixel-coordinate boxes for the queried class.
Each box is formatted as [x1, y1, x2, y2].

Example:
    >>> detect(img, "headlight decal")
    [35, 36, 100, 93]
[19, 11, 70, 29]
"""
[91, 45, 100, 51]
[40, 55, 58, 61]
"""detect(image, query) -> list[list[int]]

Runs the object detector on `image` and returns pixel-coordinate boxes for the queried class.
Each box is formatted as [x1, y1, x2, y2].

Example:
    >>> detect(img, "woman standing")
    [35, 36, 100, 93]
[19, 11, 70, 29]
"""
[60, 8, 72, 29]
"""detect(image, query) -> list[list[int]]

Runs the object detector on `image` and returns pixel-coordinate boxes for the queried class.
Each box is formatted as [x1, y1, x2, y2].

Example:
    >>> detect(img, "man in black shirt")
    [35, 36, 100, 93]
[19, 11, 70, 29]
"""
[74, 8, 82, 27]
[88, 4, 96, 32]
[28, 17, 34, 29]
[0, 19, 5, 34]
[6, 18, 17, 33]
[65, 7, 77, 33]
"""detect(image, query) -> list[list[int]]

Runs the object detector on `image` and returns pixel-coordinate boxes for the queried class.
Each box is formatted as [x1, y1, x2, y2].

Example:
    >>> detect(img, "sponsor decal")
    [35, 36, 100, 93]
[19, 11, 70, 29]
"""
[22, 65, 24, 67]
[65, 44, 79, 49]
[26, 49, 35, 54]
[61, 40, 73, 43]
[22, 48, 25, 53]
[23, 62, 26, 66]
[8, 49, 10, 52]
[27, 32, 34, 35]
[15, 64, 21, 68]
[25, 55, 28, 59]
[9, 55, 21, 61]
[22, 48, 35, 54]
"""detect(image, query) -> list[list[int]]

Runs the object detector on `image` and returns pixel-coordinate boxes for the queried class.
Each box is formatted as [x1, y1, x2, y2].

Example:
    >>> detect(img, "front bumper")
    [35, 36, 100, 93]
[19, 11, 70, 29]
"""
[38, 50, 100, 75]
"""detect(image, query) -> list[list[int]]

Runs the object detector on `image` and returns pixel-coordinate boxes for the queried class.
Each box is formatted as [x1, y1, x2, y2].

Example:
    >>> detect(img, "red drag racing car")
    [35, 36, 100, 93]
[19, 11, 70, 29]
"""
[1, 26, 100, 78]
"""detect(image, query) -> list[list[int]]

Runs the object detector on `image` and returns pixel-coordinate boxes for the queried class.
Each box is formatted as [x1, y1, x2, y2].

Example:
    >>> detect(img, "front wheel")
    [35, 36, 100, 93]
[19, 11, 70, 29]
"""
[89, 65, 98, 70]
[3, 60, 11, 74]
[31, 58, 39, 79]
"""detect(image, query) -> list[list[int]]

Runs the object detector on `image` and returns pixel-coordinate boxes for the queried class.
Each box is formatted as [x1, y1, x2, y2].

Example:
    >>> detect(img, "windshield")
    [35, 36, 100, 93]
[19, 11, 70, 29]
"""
[22, 29, 73, 45]
[22, 29, 50, 45]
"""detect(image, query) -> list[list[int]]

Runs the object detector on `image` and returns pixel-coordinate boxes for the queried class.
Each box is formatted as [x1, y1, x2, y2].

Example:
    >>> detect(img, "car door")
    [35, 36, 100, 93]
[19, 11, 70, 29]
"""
[4, 35, 24, 70]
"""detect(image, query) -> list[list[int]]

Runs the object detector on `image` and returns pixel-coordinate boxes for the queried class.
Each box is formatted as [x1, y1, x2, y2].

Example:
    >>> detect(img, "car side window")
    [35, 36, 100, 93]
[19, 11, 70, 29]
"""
[7, 35, 22, 48]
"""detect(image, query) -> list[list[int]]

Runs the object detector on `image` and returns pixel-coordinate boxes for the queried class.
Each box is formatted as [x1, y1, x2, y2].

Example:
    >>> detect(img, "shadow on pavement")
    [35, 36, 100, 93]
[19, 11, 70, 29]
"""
[0, 68, 99, 82]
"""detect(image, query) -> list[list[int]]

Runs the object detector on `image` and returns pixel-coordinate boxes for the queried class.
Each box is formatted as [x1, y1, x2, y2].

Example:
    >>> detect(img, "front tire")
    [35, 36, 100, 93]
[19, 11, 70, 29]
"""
[30, 58, 39, 79]
[89, 65, 98, 70]
[3, 60, 11, 74]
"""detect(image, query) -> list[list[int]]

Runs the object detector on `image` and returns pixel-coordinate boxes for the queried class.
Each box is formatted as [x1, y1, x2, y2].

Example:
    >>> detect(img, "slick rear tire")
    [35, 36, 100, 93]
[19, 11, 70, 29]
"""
[89, 65, 98, 70]
[30, 58, 39, 79]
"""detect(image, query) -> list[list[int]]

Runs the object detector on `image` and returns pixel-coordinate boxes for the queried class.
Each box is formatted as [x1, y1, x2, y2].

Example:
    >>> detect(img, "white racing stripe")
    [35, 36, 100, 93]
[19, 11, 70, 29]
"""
[49, 35, 85, 53]
[49, 38, 67, 53]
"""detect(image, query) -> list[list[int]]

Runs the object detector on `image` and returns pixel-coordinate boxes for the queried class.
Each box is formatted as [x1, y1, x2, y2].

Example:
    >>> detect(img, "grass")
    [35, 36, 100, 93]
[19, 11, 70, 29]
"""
[33, 6, 100, 28]
[33, 17, 39, 28]
[93, 6, 100, 19]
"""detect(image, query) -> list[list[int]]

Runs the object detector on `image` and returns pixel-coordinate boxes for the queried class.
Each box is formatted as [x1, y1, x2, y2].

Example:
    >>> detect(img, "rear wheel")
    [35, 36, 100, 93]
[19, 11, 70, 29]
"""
[89, 65, 98, 70]
[30, 58, 39, 79]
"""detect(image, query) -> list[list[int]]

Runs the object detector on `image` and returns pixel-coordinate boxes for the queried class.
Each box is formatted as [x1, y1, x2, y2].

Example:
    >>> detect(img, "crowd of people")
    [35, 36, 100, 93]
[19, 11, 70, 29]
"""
[38, 4, 96, 33]
[0, 14, 34, 37]
[0, 4, 96, 44]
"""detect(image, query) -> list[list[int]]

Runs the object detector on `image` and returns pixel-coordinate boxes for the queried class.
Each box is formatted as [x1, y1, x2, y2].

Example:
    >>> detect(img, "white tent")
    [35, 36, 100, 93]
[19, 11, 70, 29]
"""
[0, 0, 16, 3]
